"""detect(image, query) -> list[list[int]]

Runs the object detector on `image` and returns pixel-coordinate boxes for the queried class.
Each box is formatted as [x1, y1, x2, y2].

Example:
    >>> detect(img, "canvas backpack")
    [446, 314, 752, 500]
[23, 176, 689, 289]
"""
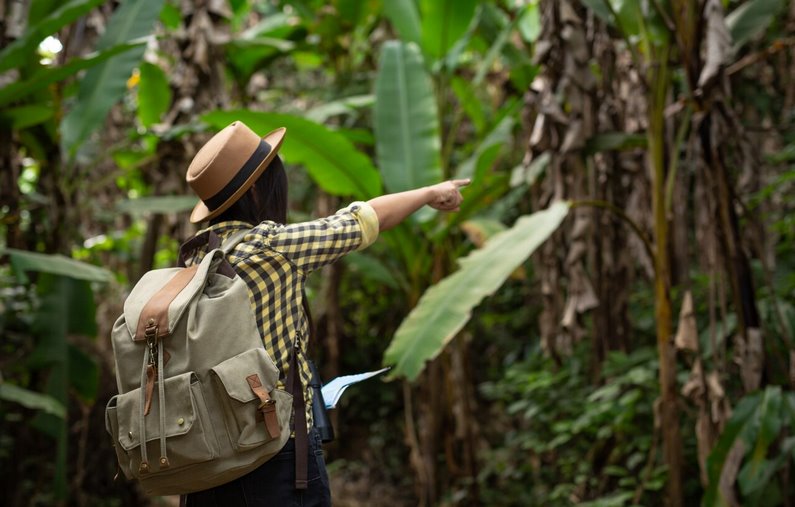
[105, 230, 306, 496]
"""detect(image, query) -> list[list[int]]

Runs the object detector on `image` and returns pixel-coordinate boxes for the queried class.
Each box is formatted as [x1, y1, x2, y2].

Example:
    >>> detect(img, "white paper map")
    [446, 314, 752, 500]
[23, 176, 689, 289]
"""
[321, 367, 391, 409]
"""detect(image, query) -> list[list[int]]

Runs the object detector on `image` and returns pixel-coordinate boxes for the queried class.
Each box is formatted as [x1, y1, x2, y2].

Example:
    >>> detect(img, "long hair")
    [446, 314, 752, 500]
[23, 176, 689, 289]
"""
[210, 155, 288, 226]
[209, 154, 316, 343]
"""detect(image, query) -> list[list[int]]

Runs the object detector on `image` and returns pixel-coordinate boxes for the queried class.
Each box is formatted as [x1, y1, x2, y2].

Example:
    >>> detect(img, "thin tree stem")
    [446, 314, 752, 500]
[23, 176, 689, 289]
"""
[570, 199, 656, 272]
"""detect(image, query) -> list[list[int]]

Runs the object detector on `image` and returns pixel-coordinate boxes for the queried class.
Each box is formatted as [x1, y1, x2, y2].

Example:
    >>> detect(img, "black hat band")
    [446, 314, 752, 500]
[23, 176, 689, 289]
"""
[203, 139, 272, 212]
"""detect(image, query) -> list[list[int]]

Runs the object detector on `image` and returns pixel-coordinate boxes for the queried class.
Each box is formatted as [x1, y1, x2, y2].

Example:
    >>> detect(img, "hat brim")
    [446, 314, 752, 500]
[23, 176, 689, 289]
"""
[189, 127, 286, 224]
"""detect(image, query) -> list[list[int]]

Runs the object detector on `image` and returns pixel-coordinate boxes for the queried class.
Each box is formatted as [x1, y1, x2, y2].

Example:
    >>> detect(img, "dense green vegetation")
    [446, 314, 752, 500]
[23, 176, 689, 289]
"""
[1, 0, 793, 505]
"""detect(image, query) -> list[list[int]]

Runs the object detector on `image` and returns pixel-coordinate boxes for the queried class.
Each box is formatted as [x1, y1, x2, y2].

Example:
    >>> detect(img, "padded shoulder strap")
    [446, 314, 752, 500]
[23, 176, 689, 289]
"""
[178, 230, 221, 267]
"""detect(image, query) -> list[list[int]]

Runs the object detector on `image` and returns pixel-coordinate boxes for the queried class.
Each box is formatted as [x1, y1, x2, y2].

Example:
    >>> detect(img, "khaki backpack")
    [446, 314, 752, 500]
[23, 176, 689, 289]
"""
[105, 230, 301, 496]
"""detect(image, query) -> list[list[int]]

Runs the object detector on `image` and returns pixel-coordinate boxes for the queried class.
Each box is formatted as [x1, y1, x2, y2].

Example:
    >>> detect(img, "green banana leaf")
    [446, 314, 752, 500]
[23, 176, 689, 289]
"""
[0, 39, 146, 108]
[374, 41, 441, 194]
[0, 104, 54, 129]
[137, 61, 172, 128]
[202, 110, 381, 199]
[737, 386, 783, 496]
[382, 0, 422, 46]
[383, 201, 570, 381]
[116, 195, 198, 215]
[4, 248, 113, 283]
[455, 114, 515, 180]
[0, 0, 105, 73]
[305, 94, 373, 123]
[726, 0, 786, 48]
[419, 0, 478, 60]
[7, 262, 105, 499]
[60, 0, 164, 157]
[703, 387, 794, 505]
[451, 76, 486, 134]
[0, 383, 66, 418]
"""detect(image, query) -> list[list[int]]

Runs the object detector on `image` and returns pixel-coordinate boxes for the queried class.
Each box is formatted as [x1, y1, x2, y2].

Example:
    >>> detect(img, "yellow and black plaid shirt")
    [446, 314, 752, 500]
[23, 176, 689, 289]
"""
[188, 202, 379, 429]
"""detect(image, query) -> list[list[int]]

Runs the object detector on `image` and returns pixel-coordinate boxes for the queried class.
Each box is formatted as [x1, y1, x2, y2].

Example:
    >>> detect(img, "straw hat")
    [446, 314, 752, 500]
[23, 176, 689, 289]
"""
[186, 121, 286, 223]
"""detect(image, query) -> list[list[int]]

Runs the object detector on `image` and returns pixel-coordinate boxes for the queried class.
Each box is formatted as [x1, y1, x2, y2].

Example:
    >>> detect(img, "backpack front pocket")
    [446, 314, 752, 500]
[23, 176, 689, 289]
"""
[106, 371, 217, 478]
[210, 347, 292, 450]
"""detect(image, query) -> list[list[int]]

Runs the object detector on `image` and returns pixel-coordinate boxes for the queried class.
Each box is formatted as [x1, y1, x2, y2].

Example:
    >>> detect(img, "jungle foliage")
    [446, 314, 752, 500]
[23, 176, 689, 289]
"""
[0, 0, 793, 506]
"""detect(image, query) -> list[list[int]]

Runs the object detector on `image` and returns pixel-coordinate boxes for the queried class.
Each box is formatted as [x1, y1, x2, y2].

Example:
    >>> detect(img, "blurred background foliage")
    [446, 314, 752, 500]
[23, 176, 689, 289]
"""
[0, 0, 793, 505]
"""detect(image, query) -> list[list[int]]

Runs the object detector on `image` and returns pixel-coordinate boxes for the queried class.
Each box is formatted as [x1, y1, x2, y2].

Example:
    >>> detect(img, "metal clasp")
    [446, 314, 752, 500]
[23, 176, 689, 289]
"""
[259, 399, 276, 410]
[144, 317, 158, 339]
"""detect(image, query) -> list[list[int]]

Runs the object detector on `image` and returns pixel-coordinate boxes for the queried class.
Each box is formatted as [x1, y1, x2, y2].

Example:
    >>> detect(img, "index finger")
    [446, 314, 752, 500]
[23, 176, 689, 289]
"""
[451, 178, 471, 188]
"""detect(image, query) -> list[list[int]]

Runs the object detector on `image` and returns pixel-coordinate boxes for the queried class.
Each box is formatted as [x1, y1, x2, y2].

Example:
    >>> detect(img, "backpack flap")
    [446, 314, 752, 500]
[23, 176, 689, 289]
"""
[123, 248, 229, 341]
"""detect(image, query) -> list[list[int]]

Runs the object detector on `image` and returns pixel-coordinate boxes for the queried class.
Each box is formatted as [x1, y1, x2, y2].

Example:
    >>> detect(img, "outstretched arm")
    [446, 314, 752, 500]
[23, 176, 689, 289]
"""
[367, 179, 470, 231]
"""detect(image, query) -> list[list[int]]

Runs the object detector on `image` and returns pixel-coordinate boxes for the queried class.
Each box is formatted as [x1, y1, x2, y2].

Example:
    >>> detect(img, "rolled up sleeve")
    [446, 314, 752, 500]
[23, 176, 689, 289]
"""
[267, 201, 380, 273]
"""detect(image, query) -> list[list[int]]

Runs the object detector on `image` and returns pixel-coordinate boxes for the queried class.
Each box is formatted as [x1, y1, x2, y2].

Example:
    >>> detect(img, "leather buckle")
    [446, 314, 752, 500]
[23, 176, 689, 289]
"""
[259, 399, 276, 410]
[144, 318, 158, 339]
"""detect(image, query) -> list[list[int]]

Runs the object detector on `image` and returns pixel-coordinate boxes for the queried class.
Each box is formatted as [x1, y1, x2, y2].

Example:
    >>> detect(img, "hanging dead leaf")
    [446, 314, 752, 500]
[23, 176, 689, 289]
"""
[718, 439, 744, 507]
[529, 113, 549, 150]
[207, 0, 232, 18]
[561, 263, 598, 328]
[734, 327, 763, 392]
[561, 119, 585, 153]
[696, 406, 715, 486]
[681, 360, 704, 399]
[697, 0, 731, 90]
[559, 0, 581, 25]
[675, 291, 699, 352]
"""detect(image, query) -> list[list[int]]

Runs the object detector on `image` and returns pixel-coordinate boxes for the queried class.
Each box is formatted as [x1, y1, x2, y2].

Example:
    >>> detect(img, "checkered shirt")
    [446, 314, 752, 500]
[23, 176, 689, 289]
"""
[188, 202, 379, 429]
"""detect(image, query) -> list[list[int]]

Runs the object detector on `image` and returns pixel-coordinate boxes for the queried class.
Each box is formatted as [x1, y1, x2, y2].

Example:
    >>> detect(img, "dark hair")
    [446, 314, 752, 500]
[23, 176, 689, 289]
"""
[208, 155, 317, 346]
[210, 155, 288, 226]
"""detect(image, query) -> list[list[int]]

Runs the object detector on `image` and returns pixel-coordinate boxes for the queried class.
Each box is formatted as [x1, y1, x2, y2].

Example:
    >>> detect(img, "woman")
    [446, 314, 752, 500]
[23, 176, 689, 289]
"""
[180, 121, 468, 506]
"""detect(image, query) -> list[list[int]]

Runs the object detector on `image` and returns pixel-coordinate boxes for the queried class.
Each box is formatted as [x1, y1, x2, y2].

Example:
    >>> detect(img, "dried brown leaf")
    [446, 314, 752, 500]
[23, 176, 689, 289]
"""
[682, 360, 704, 399]
[718, 439, 744, 507]
[675, 291, 699, 352]
[698, 0, 731, 89]
[696, 406, 715, 486]
[561, 119, 584, 153]
[735, 327, 763, 392]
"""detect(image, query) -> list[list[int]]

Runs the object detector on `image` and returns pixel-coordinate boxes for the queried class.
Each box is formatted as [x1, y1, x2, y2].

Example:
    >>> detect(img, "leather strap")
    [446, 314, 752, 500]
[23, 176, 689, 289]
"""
[287, 351, 308, 490]
[143, 351, 170, 416]
[178, 230, 242, 279]
[144, 364, 155, 416]
[246, 374, 280, 439]
[177, 231, 221, 267]
[135, 265, 198, 341]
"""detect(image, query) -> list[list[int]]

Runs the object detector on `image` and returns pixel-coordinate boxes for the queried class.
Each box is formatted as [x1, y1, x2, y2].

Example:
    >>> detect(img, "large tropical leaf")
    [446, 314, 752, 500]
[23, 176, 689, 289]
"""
[202, 110, 381, 199]
[0, 104, 54, 129]
[726, 0, 786, 47]
[0, 0, 105, 73]
[60, 0, 164, 156]
[116, 195, 197, 215]
[383, 201, 570, 381]
[137, 61, 172, 128]
[305, 94, 373, 123]
[382, 0, 422, 46]
[455, 115, 515, 180]
[737, 386, 783, 495]
[374, 41, 441, 194]
[704, 390, 764, 505]
[0, 383, 66, 418]
[0, 39, 146, 108]
[419, 0, 478, 60]
[451, 76, 486, 134]
[4, 248, 113, 283]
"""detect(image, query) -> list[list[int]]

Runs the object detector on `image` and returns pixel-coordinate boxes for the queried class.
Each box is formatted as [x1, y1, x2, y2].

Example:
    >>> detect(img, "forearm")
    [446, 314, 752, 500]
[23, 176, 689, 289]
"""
[367, 187, 434, 231]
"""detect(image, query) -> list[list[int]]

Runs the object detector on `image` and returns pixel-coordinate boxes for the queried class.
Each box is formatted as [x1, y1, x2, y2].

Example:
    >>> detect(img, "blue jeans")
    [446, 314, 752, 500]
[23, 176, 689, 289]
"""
[182, 430, 331, 506]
